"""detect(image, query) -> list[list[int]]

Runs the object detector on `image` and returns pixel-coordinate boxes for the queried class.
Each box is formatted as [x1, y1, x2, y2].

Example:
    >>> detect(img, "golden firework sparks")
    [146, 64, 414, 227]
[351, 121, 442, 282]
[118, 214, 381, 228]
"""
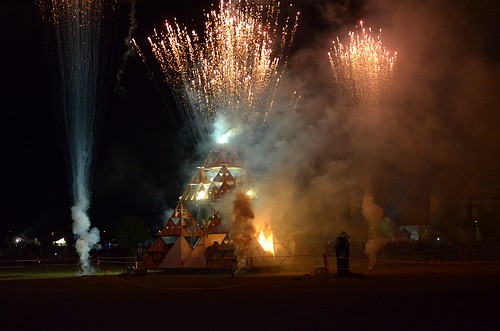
[148, 0, 299, 145]
[328, 21, 397, 109]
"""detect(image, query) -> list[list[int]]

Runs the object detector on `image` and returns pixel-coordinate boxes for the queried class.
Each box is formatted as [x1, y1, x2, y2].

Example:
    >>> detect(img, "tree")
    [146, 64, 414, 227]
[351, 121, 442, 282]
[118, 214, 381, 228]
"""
[112, 216, 151, 256]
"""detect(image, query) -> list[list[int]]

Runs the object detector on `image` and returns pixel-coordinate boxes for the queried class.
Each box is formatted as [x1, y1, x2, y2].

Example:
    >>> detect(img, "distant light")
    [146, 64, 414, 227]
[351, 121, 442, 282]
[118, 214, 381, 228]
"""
[437, 237, 440, 241]
[53, 238, 67, 246]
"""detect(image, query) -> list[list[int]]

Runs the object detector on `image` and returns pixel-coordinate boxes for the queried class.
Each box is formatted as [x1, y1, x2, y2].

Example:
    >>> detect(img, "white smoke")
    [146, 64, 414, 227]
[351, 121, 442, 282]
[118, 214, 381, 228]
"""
[71, 197, 101, 275]
[361, 193, 388, 265]
[115, 0, 138, 95]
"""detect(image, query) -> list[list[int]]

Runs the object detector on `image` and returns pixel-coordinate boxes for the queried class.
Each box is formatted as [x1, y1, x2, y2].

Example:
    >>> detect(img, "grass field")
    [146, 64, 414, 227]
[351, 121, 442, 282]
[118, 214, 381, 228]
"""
[1, 262, 499, 330]
[0, 262, 131, 280]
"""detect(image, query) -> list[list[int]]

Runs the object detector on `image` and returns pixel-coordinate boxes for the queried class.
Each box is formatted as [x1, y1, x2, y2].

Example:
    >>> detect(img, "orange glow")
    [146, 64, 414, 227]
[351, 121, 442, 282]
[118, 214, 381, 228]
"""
[257, 230, 274, 255]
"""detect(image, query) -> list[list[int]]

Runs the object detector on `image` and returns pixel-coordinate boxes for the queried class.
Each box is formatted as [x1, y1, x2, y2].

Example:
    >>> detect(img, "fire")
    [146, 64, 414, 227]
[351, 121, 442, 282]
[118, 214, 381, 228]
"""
[257, 230, 274, 255]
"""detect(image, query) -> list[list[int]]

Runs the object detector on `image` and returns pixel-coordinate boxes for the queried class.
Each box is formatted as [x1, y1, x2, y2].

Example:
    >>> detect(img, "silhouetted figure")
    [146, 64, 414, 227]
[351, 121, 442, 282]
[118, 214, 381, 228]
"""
[323, 253, 329, 273]
[335, 231, 350, 275]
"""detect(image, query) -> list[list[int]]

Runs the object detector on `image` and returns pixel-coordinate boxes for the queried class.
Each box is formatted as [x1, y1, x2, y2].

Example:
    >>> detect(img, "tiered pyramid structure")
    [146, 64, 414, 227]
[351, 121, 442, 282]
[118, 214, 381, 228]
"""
[139, 143, 295, 271]
[180, 144, 256, 232]
[181, 144, 255, 204]
[140, 144, 253, 271]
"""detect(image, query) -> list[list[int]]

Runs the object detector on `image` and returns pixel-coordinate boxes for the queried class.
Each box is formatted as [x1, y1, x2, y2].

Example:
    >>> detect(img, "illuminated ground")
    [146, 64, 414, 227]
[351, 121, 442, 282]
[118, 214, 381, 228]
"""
[1, 262, 498, 330]
[0, 263, 124, 281]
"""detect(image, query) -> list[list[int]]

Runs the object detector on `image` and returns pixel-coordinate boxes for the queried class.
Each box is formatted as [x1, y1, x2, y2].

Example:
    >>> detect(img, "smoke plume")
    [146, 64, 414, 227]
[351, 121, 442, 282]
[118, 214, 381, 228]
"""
[71, 198, 100, 275]
[231, 192, 256, 268]
[361, 193, 387, 264]
[115, 0, 138, 95]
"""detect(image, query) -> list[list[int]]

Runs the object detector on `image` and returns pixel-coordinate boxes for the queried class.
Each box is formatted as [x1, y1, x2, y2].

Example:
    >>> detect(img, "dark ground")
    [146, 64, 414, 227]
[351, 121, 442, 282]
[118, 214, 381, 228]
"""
[0, 264, 499, 331]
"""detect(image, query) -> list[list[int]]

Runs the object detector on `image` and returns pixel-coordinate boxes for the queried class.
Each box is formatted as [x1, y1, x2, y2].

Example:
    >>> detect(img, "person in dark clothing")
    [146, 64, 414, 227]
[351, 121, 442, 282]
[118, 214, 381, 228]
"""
[335, 231, 350, 275]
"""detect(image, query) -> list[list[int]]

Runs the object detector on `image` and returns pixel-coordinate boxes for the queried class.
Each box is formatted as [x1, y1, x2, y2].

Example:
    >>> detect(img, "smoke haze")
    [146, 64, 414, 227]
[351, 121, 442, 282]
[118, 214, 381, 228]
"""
[238, 0, 500, 246]
[72, 198, 100, 274]
[231, 192, 256, 267]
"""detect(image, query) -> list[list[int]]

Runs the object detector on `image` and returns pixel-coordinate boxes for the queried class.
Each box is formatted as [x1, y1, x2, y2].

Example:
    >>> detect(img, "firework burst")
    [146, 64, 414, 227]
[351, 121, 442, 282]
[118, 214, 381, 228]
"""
[147, 0, 299, 146]
[328, 21, 397, 109]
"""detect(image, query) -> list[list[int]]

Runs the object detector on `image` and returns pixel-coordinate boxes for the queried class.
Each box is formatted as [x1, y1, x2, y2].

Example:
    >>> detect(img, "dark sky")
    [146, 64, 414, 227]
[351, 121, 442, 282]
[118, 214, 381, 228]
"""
[1, 0, 498, 240]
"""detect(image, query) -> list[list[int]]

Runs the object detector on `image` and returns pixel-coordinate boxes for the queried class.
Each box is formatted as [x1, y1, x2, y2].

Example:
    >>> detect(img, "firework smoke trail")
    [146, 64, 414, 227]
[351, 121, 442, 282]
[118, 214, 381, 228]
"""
[37, 0, 116, 274]
[328, 22, 398, 262]
[115, 0, 138, 95]
[148, 0, 299, 148]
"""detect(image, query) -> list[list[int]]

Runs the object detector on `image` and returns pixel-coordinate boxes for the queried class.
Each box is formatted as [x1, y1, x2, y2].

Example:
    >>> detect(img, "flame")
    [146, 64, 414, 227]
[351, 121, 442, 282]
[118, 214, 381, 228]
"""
[257, 230, 274, 255]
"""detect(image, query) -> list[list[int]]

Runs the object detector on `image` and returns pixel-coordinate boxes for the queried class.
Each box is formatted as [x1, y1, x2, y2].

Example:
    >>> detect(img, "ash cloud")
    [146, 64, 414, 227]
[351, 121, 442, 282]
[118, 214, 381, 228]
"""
[240, 0, 500, 245]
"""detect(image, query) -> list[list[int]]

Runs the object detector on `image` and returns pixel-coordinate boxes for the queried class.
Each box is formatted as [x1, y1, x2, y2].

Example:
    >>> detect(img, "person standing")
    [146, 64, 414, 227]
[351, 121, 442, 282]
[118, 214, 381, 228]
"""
[335, 231, 350, 275]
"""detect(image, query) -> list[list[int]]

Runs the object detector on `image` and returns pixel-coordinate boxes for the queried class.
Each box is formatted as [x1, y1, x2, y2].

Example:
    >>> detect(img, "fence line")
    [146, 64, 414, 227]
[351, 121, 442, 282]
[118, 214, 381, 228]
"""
[1, 254, 499, 270]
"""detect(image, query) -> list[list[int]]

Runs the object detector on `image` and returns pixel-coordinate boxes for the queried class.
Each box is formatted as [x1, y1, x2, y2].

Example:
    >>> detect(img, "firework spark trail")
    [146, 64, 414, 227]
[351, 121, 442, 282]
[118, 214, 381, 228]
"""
[147, 0, 299, 146]
[37, 0, 117, 274]
[328, 21, 397, 110]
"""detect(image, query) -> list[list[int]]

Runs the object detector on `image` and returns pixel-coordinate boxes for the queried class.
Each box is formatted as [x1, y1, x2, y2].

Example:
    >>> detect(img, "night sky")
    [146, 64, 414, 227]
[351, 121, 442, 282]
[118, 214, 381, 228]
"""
[1, 0, 499, 241]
